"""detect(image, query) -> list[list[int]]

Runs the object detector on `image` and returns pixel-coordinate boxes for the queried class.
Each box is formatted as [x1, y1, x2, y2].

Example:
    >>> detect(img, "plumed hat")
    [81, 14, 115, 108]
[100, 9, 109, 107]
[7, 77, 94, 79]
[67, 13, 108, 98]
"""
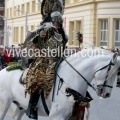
[41, 0, 66, 19]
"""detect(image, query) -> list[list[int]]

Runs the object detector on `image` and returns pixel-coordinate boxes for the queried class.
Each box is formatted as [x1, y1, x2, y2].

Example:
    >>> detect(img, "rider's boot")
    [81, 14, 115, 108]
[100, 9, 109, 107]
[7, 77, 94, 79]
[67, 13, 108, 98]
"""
[26, 91, 40, 119]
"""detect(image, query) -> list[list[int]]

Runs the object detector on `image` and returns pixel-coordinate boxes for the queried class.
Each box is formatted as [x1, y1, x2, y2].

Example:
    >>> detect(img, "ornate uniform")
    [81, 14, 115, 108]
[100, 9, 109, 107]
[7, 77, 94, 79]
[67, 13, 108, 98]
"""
[25, 29, 63, 98]
[25, 0, 67, 119]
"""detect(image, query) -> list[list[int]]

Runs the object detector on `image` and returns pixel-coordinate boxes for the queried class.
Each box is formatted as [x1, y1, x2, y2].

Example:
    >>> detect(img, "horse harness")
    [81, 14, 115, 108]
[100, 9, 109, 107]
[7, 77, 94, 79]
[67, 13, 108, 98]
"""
[55, 58, 115, 106]
[95, 60, 115, 89]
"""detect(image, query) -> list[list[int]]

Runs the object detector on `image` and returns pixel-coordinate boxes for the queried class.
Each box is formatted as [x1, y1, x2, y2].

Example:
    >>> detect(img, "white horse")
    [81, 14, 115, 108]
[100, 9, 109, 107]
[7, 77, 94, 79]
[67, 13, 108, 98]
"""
[0, 50, 119, 120]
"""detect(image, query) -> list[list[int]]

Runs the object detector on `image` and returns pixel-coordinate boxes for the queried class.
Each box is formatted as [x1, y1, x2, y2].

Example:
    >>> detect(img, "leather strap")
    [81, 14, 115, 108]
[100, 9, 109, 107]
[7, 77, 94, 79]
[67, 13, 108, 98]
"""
[41, 90, 50, 115]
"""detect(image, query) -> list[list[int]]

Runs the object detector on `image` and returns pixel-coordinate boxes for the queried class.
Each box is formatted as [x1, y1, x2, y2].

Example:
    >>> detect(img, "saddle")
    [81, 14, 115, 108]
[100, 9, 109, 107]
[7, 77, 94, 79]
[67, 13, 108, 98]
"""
[19, 62, 56, 98]
[19, 59, 35, 84]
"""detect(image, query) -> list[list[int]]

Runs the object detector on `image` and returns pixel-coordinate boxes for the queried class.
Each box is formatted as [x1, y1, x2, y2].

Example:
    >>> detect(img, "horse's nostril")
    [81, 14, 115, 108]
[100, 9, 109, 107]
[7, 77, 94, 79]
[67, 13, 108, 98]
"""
[106, 93, 110, 97]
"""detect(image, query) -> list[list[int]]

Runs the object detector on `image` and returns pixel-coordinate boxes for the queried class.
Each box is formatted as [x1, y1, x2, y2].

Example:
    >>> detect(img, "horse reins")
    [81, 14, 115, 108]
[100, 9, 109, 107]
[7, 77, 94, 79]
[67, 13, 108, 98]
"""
[63, 57, 116, 91]
[63, 57, 96, 91]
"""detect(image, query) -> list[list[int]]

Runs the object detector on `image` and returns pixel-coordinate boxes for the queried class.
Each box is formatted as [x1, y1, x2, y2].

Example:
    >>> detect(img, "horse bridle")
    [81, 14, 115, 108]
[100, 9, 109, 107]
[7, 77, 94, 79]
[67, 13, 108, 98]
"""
[95, 60, 115, 89]
[63, 58, 115, 92]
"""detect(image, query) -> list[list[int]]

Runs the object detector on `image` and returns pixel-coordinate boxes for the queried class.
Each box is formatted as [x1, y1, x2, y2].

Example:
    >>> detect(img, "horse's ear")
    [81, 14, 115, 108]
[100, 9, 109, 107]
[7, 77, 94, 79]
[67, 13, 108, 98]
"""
[112, 52, 118, 64]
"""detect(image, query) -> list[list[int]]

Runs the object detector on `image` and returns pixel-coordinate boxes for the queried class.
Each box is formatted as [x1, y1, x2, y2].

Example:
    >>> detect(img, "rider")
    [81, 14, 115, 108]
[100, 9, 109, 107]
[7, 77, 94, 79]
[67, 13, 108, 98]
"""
[21, 0, 64, 70]
[25, 11, 68, 119]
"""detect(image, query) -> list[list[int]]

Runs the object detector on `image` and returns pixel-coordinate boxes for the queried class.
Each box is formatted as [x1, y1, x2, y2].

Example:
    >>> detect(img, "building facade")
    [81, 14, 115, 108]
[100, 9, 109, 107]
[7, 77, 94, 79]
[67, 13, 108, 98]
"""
[65, 0, 120, 49]
[0, 0, 4, 45]
[5, 0, 120, 49]
[5, 0, 42, 46]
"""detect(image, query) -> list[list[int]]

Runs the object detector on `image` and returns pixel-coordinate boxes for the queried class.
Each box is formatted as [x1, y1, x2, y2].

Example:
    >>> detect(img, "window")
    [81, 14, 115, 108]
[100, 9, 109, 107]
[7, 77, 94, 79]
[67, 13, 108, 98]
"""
[76, 21, 82, 44]
[38, 2, 40, 11]
[32, 1, 35, 12]
[69, 21, 82, 46]
[7, 9, 10, 17]
[72, 23, 74, 44]
[70, 21, 74, 45]
[14, 27, 19, 43]
[31, 25, 35, 30]
[10, 8, 12, 17]
[26, 3, 30, 13]
[21, 26, 24, 43]
[14, 7, 17, 17]
[7, 9, 9, 17]
[18, 6, 20, 16]
[100, 20, 108, 46]
[22, 4, 25, 15]
[114, 19, 120, 47]
[63, 17, 66, 31]
[76, 21, 81, 33]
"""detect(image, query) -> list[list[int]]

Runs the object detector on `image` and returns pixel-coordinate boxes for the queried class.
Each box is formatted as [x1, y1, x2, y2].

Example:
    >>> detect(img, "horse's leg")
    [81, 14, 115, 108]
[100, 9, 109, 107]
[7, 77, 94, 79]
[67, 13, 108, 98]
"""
[0, 98, 12, 120]
[49, 91, 74, 120]
[13, 107, 25, 120]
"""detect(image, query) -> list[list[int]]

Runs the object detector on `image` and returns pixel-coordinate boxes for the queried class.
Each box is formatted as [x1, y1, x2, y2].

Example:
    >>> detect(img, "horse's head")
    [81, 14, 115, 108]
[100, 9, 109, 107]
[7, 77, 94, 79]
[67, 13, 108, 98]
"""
[94, 53, 119, 98]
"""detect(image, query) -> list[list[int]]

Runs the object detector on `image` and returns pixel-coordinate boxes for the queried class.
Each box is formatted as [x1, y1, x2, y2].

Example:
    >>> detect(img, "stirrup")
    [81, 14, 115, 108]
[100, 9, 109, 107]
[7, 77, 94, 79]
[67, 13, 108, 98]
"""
[26, 105, 38, 119]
